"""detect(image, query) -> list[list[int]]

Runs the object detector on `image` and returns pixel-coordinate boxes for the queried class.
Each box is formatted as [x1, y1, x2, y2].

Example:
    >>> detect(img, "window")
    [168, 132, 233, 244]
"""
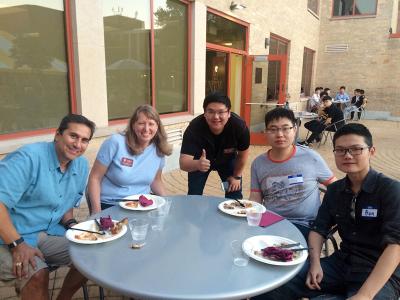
[308, 0, 319, 15]
[397, 1, 400, 33]
[301, 48, 315, 97]
[0, 1, 70, 135]
[103, 0, 188, 120]
[333, 0, 377, 17]
[206, 12, 246, 51]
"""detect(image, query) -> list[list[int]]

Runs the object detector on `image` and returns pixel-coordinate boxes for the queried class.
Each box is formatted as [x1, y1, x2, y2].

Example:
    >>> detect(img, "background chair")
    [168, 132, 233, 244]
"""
[319, 119, 347, 146]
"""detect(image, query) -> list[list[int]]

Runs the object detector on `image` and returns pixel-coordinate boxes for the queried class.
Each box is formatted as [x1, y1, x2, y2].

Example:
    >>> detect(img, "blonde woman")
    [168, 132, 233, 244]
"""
[88, 105, 172, 213]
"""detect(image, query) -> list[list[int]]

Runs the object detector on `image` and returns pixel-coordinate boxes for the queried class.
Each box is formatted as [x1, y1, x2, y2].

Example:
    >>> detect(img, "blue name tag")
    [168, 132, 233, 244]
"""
[287, 174, 303, 185]
[361, 207, 378, 218]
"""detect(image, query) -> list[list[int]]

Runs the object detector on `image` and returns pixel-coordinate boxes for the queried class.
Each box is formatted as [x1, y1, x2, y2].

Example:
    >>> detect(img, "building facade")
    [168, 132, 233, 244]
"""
[0, 0, 399, 152]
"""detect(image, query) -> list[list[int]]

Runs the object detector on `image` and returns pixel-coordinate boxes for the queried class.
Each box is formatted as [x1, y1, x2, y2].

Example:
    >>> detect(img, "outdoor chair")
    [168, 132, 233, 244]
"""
[318, 119, 347, 146]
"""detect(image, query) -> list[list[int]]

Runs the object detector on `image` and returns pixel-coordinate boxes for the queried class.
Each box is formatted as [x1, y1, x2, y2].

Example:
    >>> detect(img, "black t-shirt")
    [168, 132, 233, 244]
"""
[180, 112, 250, 167]
[324, 104, 344, 124]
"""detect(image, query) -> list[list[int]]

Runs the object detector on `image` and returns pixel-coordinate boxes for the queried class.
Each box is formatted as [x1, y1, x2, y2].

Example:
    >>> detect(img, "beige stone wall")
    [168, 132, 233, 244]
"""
[316, 0, 400, 115]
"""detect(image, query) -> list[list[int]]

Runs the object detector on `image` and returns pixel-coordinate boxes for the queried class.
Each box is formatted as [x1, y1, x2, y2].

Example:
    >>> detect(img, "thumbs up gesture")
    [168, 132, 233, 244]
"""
[197, 149, 211, 172]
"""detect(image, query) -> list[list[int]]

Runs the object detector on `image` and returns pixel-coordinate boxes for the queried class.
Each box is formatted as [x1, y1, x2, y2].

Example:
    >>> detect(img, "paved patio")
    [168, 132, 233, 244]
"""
[1, 119, 399, 299]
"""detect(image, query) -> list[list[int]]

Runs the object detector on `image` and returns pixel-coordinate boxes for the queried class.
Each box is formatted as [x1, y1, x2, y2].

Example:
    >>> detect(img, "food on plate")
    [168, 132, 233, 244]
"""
[223, 201, 253, 210]
[237, 210, 246, 215]
[99, 215, 114, 230]
[139, 195, 153, 207]
[254, 243, 301, 262]
[73, 217, 128, 241]
[125, 201, 139, 208]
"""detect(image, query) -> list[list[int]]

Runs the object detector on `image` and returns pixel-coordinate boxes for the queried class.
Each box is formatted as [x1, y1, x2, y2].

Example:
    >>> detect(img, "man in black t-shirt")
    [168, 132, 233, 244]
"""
[179, 92, 250, 199]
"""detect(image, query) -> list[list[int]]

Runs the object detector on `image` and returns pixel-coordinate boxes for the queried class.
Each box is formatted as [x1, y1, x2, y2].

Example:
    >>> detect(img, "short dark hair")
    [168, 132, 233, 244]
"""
[265, 108, 297, 128]
[324, 88, 330, 92]
[340, 86, 346, 90]
[203, 92, 231, 110]
[333, 123, 373, 147]
[57, 114, 96, 140]
[322, 95, 332, 102]
[359, 89, 365, 95]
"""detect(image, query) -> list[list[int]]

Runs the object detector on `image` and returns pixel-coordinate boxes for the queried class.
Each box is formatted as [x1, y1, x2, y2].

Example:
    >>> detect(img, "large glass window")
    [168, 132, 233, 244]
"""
[154, 0, 188, 114]
[206, 12, 246, 51]
[0, 1, 70, 135]
[103, 0, 188, 120]
[333, 0, 377, 17]
[301, 48, 315, 97]
[103, 1, 151, 119]
[308, 0, 319, 15]
[269, 37, 288, 55]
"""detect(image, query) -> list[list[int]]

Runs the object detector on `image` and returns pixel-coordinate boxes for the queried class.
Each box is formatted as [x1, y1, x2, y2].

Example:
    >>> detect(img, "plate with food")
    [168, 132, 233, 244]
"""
[242, 235, 308, 266]
[218, 199, 266, 217]
[119, 194, 165, 211]
[66, 216, 128, 244]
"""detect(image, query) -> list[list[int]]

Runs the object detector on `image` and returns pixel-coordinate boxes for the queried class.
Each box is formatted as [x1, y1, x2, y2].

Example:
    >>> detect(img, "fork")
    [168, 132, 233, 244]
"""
[69, 227, 106, 235]
[233, 198, 246, 208]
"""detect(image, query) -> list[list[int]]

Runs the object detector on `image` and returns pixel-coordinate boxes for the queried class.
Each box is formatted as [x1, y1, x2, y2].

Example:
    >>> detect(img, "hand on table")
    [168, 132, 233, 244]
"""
[12, 243, 44, 279]
[197, 149, 210, 172]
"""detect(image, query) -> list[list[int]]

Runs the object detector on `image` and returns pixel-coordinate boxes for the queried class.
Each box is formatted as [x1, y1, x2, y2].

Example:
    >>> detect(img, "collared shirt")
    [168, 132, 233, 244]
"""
[312, 169, 400, 287]
[0, 142, 88, 247]
[181, 112, 250, 168]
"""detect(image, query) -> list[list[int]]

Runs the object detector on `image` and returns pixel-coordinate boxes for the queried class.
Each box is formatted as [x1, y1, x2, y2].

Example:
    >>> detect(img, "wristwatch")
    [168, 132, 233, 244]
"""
[233, 176, 242, 180]
[7, 237, 24, 249]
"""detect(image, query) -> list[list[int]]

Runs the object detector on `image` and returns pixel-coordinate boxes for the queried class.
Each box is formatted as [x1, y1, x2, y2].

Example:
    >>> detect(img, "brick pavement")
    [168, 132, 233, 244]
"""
[1, 120, 399, 299]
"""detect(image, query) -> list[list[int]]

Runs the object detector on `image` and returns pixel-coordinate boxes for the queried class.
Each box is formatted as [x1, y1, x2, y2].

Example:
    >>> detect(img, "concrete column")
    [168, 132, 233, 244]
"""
[191, 2, 207, 114]
[70, 0, 108, 127]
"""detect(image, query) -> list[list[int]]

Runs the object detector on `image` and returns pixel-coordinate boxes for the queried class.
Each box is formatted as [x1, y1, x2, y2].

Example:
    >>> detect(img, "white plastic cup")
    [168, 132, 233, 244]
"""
[149, 210, 167, 231]
[159, 198, 172, 215]
[246, 206, 263, 226]
[230, 240, 249, 267]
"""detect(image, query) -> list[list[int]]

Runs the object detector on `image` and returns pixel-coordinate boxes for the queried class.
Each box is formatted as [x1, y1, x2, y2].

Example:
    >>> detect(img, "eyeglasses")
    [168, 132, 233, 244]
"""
[205, 109, 229, 117]
[266, 126, 294, 135]
[333, 147, 370, 156]
[350, 195, 357, 220]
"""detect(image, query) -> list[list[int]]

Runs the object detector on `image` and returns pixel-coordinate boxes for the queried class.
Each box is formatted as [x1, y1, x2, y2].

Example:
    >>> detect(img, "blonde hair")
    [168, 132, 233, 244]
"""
[125, 105, 172, 156]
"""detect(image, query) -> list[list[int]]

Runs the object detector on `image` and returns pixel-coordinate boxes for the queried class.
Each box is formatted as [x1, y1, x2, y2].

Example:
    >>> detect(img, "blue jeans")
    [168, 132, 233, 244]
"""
[187, 159, 243, 199]
[252, 252, 399, 300]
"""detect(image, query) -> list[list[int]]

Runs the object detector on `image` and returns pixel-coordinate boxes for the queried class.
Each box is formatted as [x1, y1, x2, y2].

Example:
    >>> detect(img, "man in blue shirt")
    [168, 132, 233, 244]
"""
[335, 86, 350, 102]
[0, 114, 95, 300]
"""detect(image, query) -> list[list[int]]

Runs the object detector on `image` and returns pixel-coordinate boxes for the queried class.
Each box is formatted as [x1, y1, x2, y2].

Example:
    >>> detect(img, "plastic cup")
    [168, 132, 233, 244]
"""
[128, 219, 149, 248]
[246, 206, 263, 226]
[149, 210, 167, 231]
[230, 240, 249, 267]
[159, 198, 172, 215]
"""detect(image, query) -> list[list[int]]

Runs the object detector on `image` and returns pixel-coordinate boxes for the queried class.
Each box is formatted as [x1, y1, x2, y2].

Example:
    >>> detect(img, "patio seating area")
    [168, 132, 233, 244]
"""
[0, 119, 399, 300]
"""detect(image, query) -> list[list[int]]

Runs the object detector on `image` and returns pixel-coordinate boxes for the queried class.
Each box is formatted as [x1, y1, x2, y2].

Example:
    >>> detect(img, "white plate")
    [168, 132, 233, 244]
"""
[66, 219, 127, 244]
[242, 235, 308, 266]
[218, 199, 266, 217]
[119, 194, 165, 211]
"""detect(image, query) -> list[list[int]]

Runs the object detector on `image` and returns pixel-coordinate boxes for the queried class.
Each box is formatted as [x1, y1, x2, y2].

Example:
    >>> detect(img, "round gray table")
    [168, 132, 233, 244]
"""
[69, 196, 306, 300]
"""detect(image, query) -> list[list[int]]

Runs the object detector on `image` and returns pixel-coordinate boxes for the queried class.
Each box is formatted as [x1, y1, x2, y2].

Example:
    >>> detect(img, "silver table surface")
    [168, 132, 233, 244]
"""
[69, 195, 306, 300]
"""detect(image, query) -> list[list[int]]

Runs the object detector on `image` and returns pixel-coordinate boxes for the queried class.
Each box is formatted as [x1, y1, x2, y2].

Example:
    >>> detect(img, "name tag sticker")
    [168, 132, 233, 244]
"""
[121, 157, 133, 167]
[223, 148, 236, 154]
[288, 174, 304, 185]
[361, 208, 378, 218]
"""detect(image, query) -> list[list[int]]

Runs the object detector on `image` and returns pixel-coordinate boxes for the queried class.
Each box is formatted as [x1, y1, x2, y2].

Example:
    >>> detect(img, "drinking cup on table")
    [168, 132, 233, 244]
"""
[128, 219, 149, 248]
[246, 206, 263, 226]
[159, 198, 172, 215]
[149, 210, 167, 231]
[230, 240, 249, 267]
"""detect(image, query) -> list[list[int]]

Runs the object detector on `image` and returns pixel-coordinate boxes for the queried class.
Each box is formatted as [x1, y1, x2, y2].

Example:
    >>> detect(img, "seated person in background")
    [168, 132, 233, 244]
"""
[350, 89, 366, 120]
[249, 108, 335, 239]
[0, 114, 96, 300]
[180, 92, 250, 199]
[87, 105, 171, 213]
[301, 95, 344, 146]
[256, 123, 400, 300]
[309, 87, 323, 112]
[335, 85, 350, 102]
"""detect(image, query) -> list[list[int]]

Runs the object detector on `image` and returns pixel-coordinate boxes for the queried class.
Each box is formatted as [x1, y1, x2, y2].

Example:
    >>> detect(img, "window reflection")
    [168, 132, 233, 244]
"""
[103, 0, 151, 120]
[0, 1, 69, 134]
[154, 0, 188, 114]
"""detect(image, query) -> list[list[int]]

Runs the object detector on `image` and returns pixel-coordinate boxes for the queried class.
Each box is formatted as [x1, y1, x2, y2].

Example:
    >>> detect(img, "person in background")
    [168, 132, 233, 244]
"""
[87, 105, 171, 213]
[335, 86, 350, 102]
[250, 108, 335, 239]
[309, 87, 323, 113]
[255, 123, 400, 300]
[180, 92, 250, 199]
[350, 89, 366, 120]
[0, 114, 96, 300]
[301, 95, 344, 146]
[320, 87, 331, 99]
